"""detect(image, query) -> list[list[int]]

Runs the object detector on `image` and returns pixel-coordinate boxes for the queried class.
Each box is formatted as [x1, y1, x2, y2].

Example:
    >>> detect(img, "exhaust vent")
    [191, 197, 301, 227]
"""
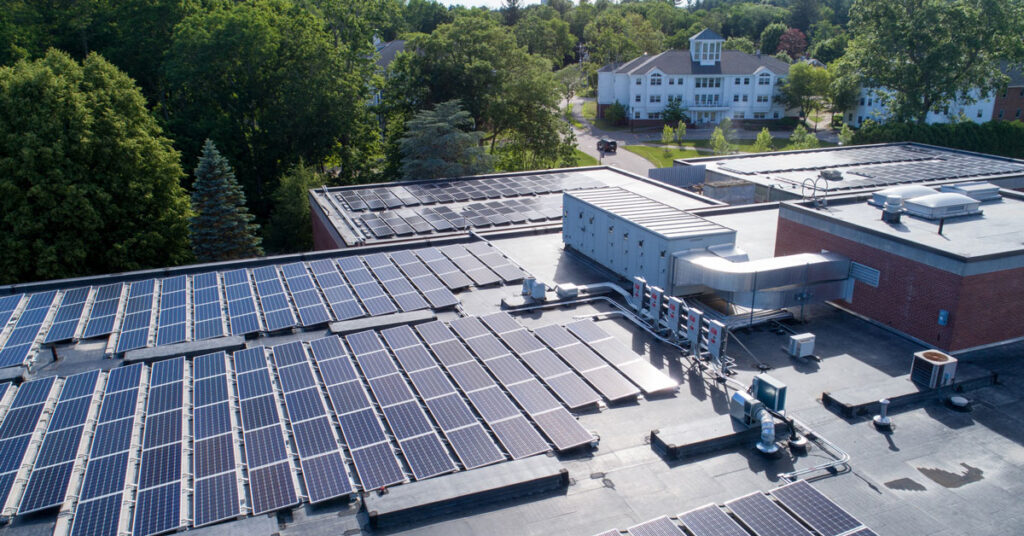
[903, 193, 981, 220]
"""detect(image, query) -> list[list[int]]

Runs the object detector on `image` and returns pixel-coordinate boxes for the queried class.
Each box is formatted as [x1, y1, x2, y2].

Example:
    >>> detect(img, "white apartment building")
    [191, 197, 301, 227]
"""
[597, 29, 790, 126]
[844, 87, 994, 127]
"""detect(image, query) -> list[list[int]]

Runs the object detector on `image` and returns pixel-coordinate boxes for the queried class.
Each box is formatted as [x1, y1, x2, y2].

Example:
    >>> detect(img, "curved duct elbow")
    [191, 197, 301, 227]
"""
[755, 407, 778, 454]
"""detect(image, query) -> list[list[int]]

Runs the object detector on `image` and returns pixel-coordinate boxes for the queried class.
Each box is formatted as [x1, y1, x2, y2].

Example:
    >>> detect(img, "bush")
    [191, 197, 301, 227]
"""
[851, 121, 1024, 159]
[604, 101, 627, 125]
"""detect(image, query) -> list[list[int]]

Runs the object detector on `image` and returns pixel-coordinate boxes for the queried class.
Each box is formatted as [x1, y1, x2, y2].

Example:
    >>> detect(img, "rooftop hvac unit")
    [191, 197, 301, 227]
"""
[787, 333, 815, 358]
[910, 350, 957, 389]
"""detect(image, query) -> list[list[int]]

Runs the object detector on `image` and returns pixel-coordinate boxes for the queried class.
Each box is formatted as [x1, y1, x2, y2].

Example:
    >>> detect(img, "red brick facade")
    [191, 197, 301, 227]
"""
[775, 216, 1024, 351]
[311, 205, 343, 250]
[992, 86, 1024, 122]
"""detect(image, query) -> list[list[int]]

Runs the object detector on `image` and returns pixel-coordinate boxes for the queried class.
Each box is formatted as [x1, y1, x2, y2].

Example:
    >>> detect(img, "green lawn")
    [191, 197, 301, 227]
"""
[623, 145, 701, 168]
[563, 103, 583, 128]
[571, 149, 598, 166]
[582, 101, 596, 120]
[581, 100, 628, 131]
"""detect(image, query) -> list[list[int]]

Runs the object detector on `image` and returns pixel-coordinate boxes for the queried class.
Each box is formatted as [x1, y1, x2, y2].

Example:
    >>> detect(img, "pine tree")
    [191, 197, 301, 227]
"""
[190, 139, 263, 262]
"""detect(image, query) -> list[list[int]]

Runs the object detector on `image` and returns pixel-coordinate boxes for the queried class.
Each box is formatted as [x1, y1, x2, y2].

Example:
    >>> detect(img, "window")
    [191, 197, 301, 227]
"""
[733, 95, 739, 102]
[773, 112, 779, 119]
[744, 77, 750, 85]
[694, 77, 721, 88]
[868, 98, 872, 106]
[735, 77, 741, 84]
[1017, 109, 1021, 118]
[849, 113, 854, 121]
[758, 73, 771, 85]
[999, 110, 1004, 118]
[753, 112, 766, 119]
[636, 78, 642, 85]
[678, 78, 684, 85]
[859, 97, 865, 105]
[648, 112, 661, 119]
[634, 111, 640, 119]
[649, 95, 661, 103]
[858, 116, 863, 123]
[669, 78, 675, 85]
[734, 111, 745, 119]
[742, 95, 748, 102]
[635, 95, 641, 102]
[756, 95, 769, 103]
[1020, 88, 1023, 96]
[977, 109, 983, 118]
[650, 73, 662, 86]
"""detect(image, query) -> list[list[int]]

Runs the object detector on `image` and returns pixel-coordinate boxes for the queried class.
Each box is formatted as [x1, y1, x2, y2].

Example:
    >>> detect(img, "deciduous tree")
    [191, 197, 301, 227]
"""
[0, 51, 191, 283]
[265, 162, 321, 254]
[752, 127, 774, 153]
[710, 127, 731, 155]
[787, 124, 820, 149]
[759, 22, 787, 55]
[777, 28, 808, 59]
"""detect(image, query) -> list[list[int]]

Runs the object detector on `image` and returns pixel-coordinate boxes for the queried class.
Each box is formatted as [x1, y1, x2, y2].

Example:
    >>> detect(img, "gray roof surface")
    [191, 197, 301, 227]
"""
[690, 28, 724, 41]
[376, 40, 406, 68]
[603, 49, 789, 77]
[567, 187, 732, 239]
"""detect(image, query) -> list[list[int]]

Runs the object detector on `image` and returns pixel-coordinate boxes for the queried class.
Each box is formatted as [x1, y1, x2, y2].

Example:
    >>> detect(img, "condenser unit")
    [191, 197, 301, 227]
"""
[787, 333, 815, 358]
[910, 350, 957, 388]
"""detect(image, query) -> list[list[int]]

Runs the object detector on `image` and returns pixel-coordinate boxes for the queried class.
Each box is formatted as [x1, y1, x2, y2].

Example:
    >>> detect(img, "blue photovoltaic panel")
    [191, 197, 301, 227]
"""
[364, 254, 429, 312]
[193, 351, 227, 380]
[0, 294, 23, 332]
[133, 482, 180, 536]
[248, 462, 298, 515]
[280, 263, 331, 327]
[627, 516, 686, 536]
[389, 252, 459, 309]
[253, 266, 297, 332]
[70, 493, 122, 536]
[0, 290, 57, 367]
[233, 347, 267, 374]
[192, 272, 224, 341]
[725, 492, 814, 536]
[679, 504, 749, 536]
[82, 283, 123, 339]
[0, 377, 54, 509]
[336, 258, 397, 317]
[272, 341, 308, 368]
[223, 269, 261, 336]
[105, 363, 143, 394]
[155, 275, 188, 346]
[133, 357, 185, 536]
[115, 280, 155, 353]
[193, 472, 240, 527]
[770, 480, 863, 536]
[44, 287, 90, 344]
[308, 259, 365, 321]
[194, 402, 232, 440]
[236, 369, 273, 400]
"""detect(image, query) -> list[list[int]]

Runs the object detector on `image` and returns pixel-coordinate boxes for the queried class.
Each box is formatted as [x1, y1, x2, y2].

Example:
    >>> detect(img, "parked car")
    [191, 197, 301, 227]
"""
[597, 139, 617, 153]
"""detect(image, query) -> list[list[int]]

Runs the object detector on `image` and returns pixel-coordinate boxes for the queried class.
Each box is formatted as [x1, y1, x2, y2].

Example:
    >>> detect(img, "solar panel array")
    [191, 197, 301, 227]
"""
[156, 276, 188, 346]
[363, 254, 430, 312]
[280, 263, 332, 327]
[380, 325, 505, 470]
[0, 291, 57, 367]
[346, 331, 457, 480]
[269, 341, 353, 503]
[308, 335, 405, 491]
[82, 283, 123, 338]
[192, 272, 225, 341]
[19, 370, 99, 514]
[467, 315, 600, 411]
[389, 250, 460, 309]
[44, 287, 89, 344]
[595, 482, 876, 536]
[224, 269, 261, 336]
[533, 324, 641, 403]
[253, 266, 298, 332]
[71, 364, 144, 536]
[133, 357, 185, 536]
[233, 347, 300, 515]
[192, 352, 241, 527]
[566, 320, 678, 395]
[0, 294, 23, 336]
[416, 320, 559, 457]
[0, 377, 56, 509]
[845, 156, 1024, 187]
[337, 257, 399, 317]
[718, 144, 939, 175]
[116, 280, 155, 353]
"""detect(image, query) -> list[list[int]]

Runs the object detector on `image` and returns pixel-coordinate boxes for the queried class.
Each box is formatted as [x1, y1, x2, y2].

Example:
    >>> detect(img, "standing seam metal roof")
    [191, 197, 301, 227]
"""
[566, 188, 733, 239]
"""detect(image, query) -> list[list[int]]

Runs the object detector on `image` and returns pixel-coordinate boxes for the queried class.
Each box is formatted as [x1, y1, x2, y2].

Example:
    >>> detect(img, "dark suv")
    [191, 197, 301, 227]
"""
[597, 139, 617, 153]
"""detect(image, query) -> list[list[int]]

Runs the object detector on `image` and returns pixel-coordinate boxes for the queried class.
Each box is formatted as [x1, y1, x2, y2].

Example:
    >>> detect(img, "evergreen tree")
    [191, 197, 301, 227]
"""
[190, 140, 263, 262]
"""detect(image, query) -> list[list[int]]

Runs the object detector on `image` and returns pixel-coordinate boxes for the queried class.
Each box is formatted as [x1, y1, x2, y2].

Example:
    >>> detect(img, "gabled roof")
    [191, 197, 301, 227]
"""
[376, 40, 406, 69]
[602, 50, 789, 77]
[690, 28, 724, 41]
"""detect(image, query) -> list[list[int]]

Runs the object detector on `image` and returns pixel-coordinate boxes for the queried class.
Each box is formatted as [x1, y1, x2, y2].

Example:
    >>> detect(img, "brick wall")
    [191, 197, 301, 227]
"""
[311, 204, 343, 251]
[992, 86, 1024, 122]
[775, 215, 1024, 351]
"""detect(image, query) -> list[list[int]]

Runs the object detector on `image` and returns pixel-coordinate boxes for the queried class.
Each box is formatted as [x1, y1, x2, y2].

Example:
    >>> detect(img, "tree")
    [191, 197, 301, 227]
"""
[760, 22, 787, 55]
[662, 99, 688, 123]
[555, 64, 587, 106]
[163, 1, 380, 218]
[584, 12, 664, 66]
[515, 7, 574, 66]
[710, 127, 731, 155]
[789, 0, 822, 33]
[752, 127, 774, 152]
[265, 162, 320, 254]
[661, 124, 675, 157]
[398, 100, 493, 180]
[0, 50, 191, 284]
[404, 0, 452, 34]
[777, 28, 808, 59]
[838, 123, 855, 146]
[502, 0, 522, 26]
[779, 62, 832, 123]
[190, 140, 263, 262]
[826, 59, 860, 114]
[719, 117, 735, 143]
[604, 101, 627, 125]
[724, 37, 755, 54]
[676, 120, 687, 147]
[807, 34, 848, 65]
[787, 124, 820, 149]
[845, 0, 1024, 124]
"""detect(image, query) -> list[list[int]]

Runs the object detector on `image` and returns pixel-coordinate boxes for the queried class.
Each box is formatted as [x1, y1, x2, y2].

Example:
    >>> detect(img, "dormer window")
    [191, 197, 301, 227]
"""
[650, 73, 662, 86]
[758, 73, 771, 85]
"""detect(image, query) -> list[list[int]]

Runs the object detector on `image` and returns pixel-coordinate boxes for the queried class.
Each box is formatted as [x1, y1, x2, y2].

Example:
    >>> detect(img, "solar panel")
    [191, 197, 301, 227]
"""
[725, 492, 813, 536]
[134, 357, 185, 536]
[565, 320, 677, 395]
[414, 248, 473, 290]
[349, 443, 406, 490]
[19, 462, 79, 515]
[364, 255, 430, 312]
[464, 242, 526, 283]
[438, 245, 501, 286]
[336, 258, 397, 317]
[0, 378, 55, 509]
[190, 351, 242, 528]
[280, 262, 332, 327]
[0, 291, 58, 366]
[0, 294, 23, 333]
[81, 283, 123, 339]
[678, 504, 749, 536]
[770, 480, 863, 536]
[223, 269, 262, 336]
[193, 472, 240, 527]
[533, 324, 640, 403]
[43, 287, 89, 344]
[192, 272, 225, 341]
[398, 433, 456, 480]
[154, 275, 188, 346]
[627, 516, 685, 536]
[115, 281, 155, 353]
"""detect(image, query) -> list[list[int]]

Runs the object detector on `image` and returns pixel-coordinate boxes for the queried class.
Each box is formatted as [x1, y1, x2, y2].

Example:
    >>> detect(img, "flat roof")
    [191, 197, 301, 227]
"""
[683, 142, 1024, 194]
[310, 167, 721, 247]
[566, 187, 733, 240]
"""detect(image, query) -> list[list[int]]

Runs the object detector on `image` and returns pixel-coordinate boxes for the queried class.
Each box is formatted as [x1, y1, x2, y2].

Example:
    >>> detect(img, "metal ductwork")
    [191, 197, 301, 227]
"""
[672, 251, 853, 308]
